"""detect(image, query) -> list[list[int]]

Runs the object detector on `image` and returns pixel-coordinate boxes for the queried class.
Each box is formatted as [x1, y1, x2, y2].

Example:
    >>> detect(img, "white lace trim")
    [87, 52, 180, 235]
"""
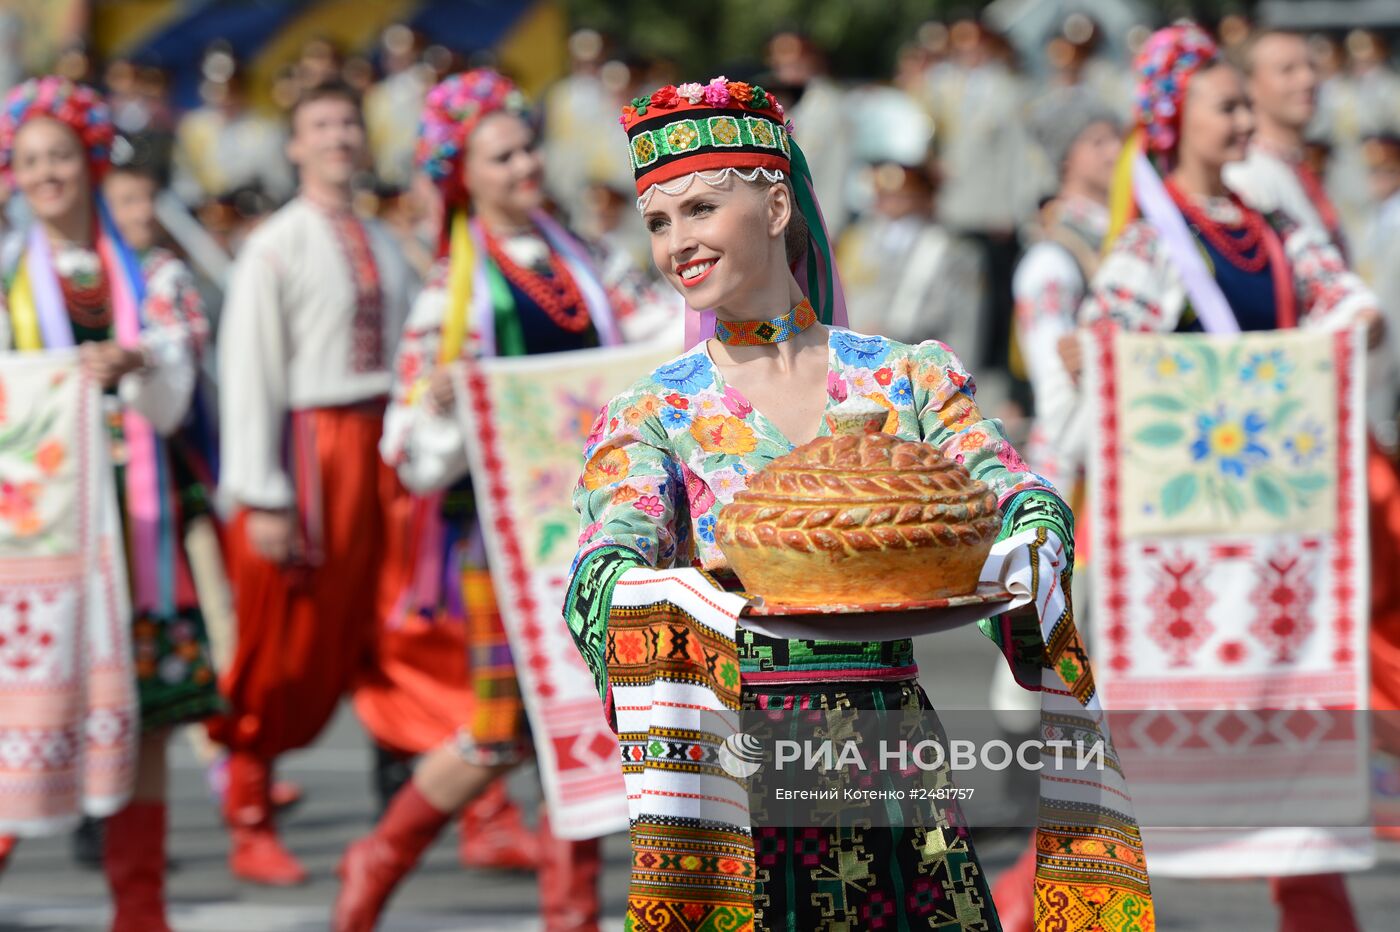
[635, 167, 787, 210]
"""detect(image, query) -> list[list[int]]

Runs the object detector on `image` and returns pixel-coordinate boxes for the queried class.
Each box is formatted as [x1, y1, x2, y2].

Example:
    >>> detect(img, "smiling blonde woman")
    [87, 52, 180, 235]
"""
[563, 77, 1152, 931]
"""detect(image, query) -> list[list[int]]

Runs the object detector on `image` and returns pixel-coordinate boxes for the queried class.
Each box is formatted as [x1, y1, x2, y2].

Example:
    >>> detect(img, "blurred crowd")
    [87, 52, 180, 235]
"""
[6, 11, 1400, 441]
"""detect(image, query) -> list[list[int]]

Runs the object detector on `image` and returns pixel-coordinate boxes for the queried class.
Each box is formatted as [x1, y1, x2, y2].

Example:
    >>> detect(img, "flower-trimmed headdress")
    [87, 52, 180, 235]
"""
[1109, 23, 1226, 243]
[0, 77, 115, 183]
[622, 77, 846, 344]
[1131, 22, 1221, 158]
[621, 77, 791, 200]
[416, 69, 528, 205]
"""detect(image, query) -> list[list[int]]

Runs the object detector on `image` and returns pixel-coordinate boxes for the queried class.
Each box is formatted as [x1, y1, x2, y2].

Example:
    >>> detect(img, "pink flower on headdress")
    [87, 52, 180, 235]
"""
[703, 76, 730, 107]
[677, 82, 705, 105]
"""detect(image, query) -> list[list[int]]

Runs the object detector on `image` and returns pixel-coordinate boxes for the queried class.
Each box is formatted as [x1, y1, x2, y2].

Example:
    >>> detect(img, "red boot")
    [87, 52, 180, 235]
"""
[0, 835, 15, 875]
[989, 832, 1036, 932]
[334, 780, 452, 932]
[1269, 873, 1360, 932]
[225, 753, 307, 886]
[459, 779, 541, 871]
[536, 807, 602, 932]
[103, 801, 171, 932]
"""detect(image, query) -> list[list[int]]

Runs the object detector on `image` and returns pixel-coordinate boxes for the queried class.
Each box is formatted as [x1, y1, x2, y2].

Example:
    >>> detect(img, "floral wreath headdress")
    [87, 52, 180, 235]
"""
[0, 76, 115, 183]
[416, 68, 528, 208]
[1108, 22, 1222, 242]
[621, 77, 846, 342]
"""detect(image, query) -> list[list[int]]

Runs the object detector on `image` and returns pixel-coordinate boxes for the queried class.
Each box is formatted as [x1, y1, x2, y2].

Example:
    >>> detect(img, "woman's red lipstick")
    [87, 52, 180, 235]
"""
[676, 256, 719, 289]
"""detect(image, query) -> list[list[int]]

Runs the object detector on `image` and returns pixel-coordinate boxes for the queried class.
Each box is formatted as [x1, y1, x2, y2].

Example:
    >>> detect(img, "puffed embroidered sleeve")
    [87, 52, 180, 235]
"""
[379, 264, 470, 493]
[1013, 242, 1087, 479]
[118, 253, 205, 435]
[912, 340, 1055, 503]
[571, 389, 683, 570]
[566, 387, 685, 702]
[910, 340, 1074, 555]
[1283, 224, 1378, 330]
[1080, 220, 1186, 333]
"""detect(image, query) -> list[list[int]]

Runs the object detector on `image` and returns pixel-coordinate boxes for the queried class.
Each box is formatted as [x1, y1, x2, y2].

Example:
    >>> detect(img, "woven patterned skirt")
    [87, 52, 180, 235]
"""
[744, 678, 1001, 932]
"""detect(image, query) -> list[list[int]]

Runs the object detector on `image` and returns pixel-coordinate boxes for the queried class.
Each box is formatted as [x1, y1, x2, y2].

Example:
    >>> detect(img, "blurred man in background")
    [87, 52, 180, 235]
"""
[766, 29, 854, 237]
[173, 46, 294, 209]
[925, 19, 1037, 372]
[838, 159, 983, 349]
[211, 80, 415, 887]
[1227, 29, 1347, 252]
[364, 24, 430, 192]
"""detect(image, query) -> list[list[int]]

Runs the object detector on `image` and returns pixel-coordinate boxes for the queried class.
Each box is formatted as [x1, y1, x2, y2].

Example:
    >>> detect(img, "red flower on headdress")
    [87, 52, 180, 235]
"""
[0, 77, 114, 182]
[650, 85, 679, 109]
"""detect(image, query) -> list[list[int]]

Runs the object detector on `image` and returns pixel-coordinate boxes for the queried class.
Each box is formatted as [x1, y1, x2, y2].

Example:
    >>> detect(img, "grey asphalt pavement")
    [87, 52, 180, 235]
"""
[1, 622, 1396, 930]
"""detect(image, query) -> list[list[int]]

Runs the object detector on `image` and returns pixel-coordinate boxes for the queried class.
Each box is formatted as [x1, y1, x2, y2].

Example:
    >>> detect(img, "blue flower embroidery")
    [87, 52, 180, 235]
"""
[1190, 406, 1270, 478]
[890, 377, 914, 405]
[660, 405, 692, 429]
[697, 514, 716, 543]
[831, 331, 890, 367]
[1282, 419, 1326, 467]
[652, 354, 713, 393]
[1240, 350, 1292, 393]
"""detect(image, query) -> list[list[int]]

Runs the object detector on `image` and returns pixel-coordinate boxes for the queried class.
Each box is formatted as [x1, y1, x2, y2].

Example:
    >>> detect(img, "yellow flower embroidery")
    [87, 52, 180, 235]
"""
[582, 444, 631, 490]
[937, 394, 981, 432]
[622, 395, 663, 426]
[690, 415, 758, 454]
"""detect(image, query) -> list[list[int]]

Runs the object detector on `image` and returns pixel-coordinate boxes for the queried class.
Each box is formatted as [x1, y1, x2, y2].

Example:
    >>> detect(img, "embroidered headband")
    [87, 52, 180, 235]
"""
[620, 76, 847, 344]
[620, 77, 791, 198]
[1132, 22, 1221, 157]
[416, 69, 528, 203]
[0, 76, 115, 183]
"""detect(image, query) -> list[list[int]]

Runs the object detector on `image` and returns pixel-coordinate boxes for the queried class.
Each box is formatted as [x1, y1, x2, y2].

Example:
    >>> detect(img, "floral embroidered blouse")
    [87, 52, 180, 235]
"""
[571, 328, 1059, 682]
[1080, 198, 1375, 335]
[0, 243, 207, 436]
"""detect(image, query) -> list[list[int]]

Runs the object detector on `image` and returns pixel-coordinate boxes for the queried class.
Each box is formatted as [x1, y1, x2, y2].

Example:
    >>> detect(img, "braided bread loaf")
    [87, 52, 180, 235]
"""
[716, 431, 999, 605]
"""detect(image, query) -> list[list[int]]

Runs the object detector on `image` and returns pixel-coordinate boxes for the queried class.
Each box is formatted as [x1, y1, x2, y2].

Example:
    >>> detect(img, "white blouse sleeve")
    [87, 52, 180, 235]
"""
[1013, 242, 1087, 470]
[1080, 220, 1186, 334]
[217, 243, 294, 510]
[379, 280, 470, 494]
[118, 255, 205, 435]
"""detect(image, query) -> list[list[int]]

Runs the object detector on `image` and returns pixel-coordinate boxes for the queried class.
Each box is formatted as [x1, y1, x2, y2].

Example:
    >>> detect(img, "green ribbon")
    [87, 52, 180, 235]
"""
[787, 135, 834, 326]
[485, 257, 527, 357]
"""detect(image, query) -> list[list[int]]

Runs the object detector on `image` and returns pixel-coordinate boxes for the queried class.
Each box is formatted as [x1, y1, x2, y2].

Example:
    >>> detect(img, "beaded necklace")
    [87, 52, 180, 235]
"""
[714, 299, 816, 346]
[1166, 179, 1269, 273]
[482, 228, 590, 332]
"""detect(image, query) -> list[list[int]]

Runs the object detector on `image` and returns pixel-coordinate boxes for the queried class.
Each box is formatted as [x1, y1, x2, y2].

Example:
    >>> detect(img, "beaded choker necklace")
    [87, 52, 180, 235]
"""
[714, 299, 816, 346]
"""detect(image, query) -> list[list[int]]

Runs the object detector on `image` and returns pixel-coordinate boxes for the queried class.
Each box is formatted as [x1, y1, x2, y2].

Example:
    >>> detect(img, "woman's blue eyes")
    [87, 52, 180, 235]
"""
[647, 203, 715, 233]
